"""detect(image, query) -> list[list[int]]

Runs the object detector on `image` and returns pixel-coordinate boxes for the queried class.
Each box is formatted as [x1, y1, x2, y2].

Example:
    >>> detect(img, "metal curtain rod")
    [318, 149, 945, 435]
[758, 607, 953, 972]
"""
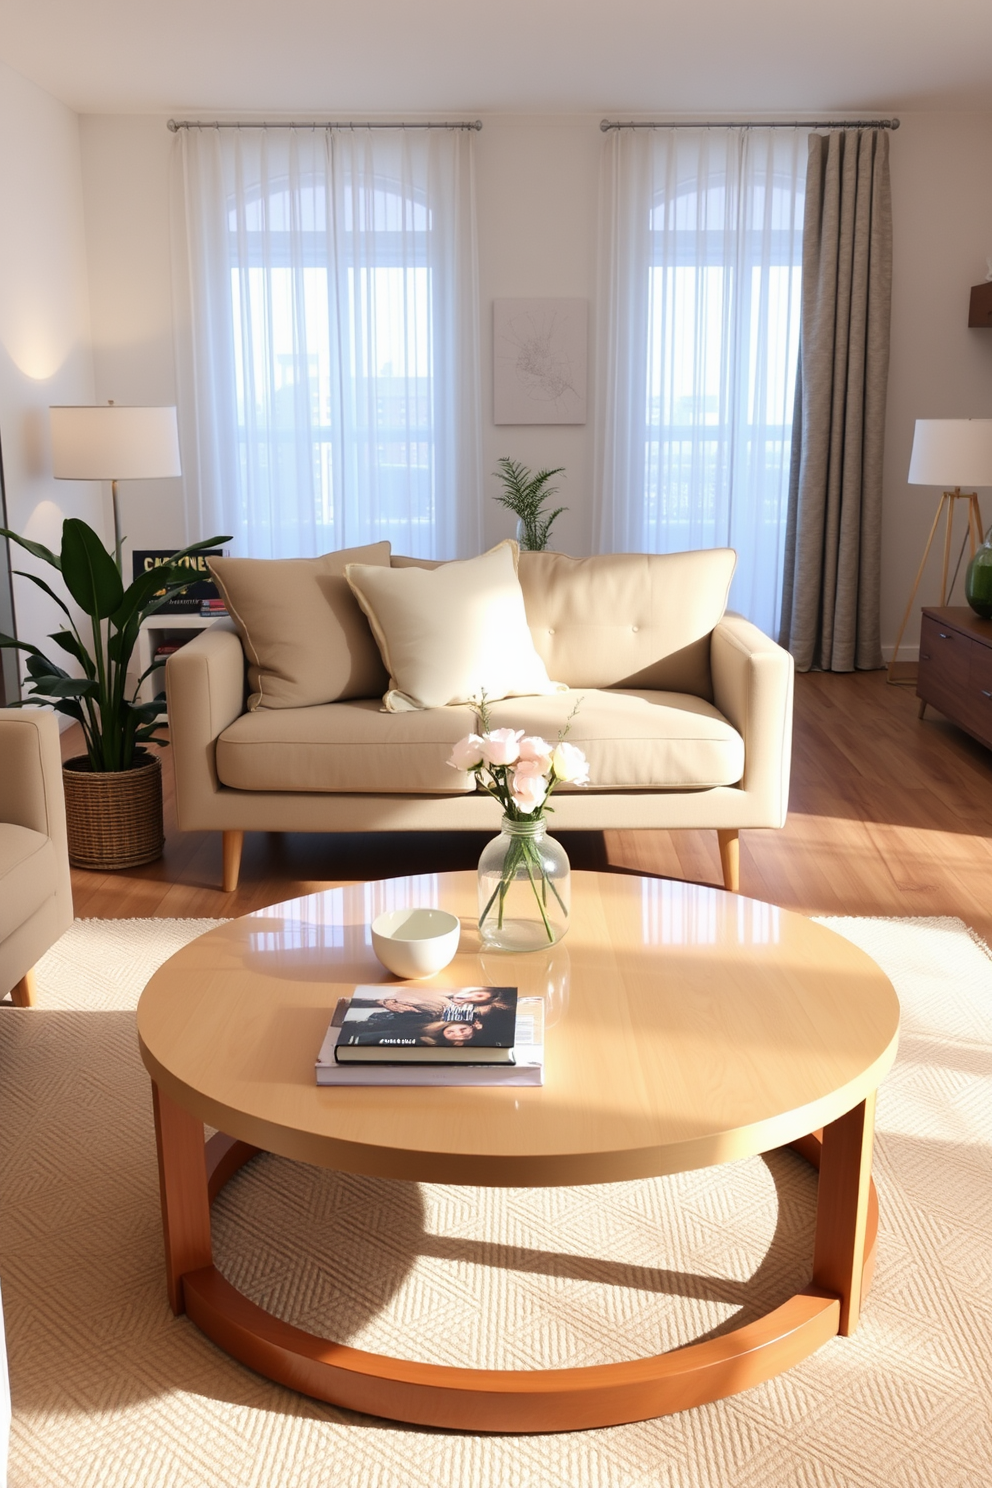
[167, 118, 482, 133]
[601, 117, 900, 132]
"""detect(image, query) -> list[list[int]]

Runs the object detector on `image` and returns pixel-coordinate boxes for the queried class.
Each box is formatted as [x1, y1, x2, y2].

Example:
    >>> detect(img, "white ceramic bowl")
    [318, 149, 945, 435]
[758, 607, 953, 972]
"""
[370, 908, 462, 980]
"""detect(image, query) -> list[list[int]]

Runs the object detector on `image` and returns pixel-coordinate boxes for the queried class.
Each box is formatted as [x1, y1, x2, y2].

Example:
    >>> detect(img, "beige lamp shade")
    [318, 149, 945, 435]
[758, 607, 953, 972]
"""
[50, 405, 181, 481]
[907, 418, 992, 488]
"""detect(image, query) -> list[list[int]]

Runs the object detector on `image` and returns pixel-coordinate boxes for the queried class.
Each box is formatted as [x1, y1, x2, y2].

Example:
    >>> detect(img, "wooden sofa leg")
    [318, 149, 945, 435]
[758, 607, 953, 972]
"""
[222, 831, 244, 893]
[10, 968, 37, 1007]
[717, 829, 740, 893]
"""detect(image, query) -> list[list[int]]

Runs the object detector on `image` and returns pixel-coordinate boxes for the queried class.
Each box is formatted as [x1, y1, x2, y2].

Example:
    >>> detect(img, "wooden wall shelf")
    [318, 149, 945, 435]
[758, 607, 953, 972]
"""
[968, 282, 992, 328]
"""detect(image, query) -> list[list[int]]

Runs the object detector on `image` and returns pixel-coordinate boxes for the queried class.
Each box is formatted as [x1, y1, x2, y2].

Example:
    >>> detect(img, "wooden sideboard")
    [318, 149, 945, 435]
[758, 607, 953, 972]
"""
[917, 606, 992, 749]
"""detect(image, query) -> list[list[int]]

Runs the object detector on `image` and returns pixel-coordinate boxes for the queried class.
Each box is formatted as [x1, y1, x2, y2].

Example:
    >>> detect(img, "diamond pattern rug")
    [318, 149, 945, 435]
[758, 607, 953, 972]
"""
[0, 913, 990, 1486]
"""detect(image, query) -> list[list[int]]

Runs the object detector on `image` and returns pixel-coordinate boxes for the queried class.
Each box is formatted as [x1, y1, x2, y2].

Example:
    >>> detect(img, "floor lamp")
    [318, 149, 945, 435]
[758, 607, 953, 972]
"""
[49, 403, 182, 572]
[887, 418, 992, 685]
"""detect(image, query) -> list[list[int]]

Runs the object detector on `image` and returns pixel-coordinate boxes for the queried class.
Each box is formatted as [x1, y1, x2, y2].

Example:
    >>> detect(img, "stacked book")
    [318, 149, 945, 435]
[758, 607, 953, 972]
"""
[316, 985, 544, 1086]
[153, 641, 185, 662]
[200, 597, 229, 618]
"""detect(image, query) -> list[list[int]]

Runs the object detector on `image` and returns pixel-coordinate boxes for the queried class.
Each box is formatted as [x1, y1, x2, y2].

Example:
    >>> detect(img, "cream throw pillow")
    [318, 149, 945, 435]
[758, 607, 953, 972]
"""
[208, 541, 391, 710]
[345, 541, 565, 713]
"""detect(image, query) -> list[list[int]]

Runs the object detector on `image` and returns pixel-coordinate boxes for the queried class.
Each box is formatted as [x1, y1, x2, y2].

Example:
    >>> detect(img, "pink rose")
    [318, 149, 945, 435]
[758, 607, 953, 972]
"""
[518, 735, 554, 773]
[551, 742, 590, 785]
[512, 758, 546, 781]
[480, 728, 524, 766]
[510, 766, 548, 814]
[448, 734, 484, 771]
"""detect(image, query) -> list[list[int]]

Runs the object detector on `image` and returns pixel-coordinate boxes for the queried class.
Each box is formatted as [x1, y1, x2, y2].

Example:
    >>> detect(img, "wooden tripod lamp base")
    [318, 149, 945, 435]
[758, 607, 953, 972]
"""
[887, 488, 984, 685]
[888, 420, 992, 687]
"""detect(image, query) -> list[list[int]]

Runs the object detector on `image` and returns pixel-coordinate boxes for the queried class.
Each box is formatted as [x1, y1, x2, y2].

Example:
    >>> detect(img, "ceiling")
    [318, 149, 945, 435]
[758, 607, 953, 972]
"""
[1, 0, 991, 116]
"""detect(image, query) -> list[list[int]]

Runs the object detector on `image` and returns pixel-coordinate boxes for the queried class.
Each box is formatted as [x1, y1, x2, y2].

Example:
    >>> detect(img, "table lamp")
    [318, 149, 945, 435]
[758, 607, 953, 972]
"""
[887, 418, 992, 684]
[49, 403, 182, 570]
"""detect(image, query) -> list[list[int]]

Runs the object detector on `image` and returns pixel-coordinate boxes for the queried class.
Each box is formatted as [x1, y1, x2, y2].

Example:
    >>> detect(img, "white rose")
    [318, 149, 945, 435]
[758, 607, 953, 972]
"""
[551, 741, 590, 785]
[480, 728, 524, 766]
[518, 735, 554, 773]
[448, 734, 484, 771]
[510, 764, 548, 814]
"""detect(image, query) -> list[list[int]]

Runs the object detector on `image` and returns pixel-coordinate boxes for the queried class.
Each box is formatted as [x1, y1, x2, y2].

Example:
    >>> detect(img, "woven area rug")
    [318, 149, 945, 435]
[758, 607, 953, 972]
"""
[1, 914, 991, 1487]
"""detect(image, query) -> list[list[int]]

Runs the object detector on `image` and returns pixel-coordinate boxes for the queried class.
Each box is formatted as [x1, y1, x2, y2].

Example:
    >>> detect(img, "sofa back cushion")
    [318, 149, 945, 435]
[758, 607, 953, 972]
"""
[390, 555, 443, 570]
[208, 541, 391, 710]
[516, 548, 737, 698]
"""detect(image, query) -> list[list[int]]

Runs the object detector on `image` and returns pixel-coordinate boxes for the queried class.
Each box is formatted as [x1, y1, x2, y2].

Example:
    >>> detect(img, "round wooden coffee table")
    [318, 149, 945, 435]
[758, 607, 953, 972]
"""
[137, 870, 899, 1432]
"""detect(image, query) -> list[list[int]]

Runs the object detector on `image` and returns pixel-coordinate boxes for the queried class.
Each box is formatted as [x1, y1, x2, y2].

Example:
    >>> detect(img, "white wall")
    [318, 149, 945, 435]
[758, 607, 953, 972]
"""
[0, 60, 98, 692]
[78, 114, 182, 558]
[77, 110, 992, 656]
[882, 112, 992, 657]
[476, 117, 601, 555]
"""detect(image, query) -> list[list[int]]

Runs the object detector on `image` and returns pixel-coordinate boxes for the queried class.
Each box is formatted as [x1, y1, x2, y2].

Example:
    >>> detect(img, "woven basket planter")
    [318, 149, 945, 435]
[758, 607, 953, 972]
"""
[62, 754, 164, 871]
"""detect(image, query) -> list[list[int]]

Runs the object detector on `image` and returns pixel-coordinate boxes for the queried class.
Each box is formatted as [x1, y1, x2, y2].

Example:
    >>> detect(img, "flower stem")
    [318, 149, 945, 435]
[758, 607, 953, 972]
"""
[521, 840, 555, 942]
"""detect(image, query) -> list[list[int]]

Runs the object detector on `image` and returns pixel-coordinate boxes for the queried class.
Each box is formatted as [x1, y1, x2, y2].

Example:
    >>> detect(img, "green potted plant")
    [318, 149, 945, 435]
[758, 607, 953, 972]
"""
[0, 518, 229, 870]
[493, 458, 567, 552]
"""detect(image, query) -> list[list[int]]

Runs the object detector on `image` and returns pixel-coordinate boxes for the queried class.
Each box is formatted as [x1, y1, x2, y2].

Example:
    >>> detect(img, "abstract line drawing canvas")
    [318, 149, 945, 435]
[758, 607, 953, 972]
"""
[493, 299, 588, 425]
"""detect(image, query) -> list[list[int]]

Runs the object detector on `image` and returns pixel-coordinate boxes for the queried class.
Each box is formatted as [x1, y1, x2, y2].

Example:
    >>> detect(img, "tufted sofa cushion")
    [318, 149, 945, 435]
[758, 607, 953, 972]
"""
[516, 548, 736, 699]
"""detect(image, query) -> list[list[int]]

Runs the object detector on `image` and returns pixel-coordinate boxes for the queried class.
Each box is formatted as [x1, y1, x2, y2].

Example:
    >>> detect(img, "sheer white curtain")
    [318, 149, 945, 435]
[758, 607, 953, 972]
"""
[595, 127, 807, 635]
[173, 126, 482, 559]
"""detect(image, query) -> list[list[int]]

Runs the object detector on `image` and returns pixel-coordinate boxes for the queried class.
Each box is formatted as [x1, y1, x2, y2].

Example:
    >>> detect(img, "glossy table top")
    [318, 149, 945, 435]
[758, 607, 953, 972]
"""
[137, 871, 901, 1186]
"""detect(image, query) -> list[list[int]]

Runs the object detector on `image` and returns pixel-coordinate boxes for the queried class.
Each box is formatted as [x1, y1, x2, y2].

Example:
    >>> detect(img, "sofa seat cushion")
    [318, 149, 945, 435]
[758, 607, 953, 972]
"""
[0, 824, 57, 942]
[485, 690, 744, 791]
[215, 690, 744, 794]
[217, 700, 481, 794]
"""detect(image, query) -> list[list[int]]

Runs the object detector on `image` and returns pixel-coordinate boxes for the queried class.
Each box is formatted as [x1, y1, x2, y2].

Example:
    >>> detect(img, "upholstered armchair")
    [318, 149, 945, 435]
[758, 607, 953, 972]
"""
[0, 709, 73, 1006]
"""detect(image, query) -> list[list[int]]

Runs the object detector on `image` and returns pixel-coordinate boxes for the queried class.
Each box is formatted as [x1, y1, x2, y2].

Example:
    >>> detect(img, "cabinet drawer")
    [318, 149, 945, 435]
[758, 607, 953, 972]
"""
[960, 648, 992, 744]
[918, 614, 973, 693]
[969, 641, 992, 695]
[918, 615, 992, 748]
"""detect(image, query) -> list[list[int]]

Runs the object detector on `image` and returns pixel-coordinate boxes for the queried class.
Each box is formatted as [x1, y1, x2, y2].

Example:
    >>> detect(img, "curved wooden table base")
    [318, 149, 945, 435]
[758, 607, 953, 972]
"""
[143, 876, 894, 1434]
[161, 1120, 879, 1434]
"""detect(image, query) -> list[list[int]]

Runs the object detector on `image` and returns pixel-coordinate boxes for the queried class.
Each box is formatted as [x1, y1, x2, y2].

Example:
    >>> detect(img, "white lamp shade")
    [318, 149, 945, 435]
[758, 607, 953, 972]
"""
[50, 405, 181, 481]
[907, 418, 992, 488]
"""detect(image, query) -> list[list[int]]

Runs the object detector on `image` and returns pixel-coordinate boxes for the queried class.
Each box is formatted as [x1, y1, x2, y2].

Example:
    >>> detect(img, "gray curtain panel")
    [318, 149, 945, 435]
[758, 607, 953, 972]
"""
[780, 130, 892, 672]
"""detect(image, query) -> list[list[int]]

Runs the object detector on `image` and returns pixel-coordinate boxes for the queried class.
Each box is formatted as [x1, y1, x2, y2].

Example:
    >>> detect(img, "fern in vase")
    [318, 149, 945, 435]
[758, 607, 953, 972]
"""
[492, 458, 567, 552]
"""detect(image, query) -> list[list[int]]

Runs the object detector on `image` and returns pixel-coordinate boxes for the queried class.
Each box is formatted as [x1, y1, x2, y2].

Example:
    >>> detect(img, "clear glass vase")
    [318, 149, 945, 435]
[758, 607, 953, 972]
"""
[477, 815, 570, 951]
[515, 517, 543, 552]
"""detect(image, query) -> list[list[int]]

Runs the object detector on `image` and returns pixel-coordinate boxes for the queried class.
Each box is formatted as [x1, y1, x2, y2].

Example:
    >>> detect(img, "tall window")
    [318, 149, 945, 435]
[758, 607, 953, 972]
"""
[596, 128, 807, 635]
[175, 127, 481, 559]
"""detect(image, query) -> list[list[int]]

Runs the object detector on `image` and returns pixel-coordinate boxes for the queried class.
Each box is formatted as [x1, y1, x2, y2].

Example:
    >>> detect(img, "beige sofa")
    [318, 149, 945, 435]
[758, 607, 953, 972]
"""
[166, 547, 794, 892]
[0, 709, 74, 1005]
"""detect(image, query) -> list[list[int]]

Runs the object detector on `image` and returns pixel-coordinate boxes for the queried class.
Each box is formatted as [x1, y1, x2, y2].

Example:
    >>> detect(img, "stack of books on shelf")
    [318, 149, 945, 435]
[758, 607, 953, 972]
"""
[132, 548, 224, 613]
[200, 597, 229, 618]
[316, 985, 544, 1086]
[153, 641, 185, 662]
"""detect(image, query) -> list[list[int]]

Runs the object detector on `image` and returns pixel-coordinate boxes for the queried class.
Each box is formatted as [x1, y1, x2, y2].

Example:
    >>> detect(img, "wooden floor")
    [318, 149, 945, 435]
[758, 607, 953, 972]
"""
[62, 669, 992, 940]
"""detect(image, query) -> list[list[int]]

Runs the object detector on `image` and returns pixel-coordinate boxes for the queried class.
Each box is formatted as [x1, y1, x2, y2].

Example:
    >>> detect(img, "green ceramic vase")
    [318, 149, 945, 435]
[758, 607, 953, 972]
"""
[965, 539, 992, 620]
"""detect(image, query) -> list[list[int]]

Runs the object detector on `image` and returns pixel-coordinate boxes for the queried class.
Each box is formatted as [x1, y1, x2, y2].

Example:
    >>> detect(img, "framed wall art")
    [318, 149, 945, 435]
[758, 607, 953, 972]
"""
[493, 298, 588, 425]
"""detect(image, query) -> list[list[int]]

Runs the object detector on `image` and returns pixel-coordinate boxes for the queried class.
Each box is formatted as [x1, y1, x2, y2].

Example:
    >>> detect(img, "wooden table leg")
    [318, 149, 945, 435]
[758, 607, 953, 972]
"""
[152, 1083, 212, 1316]
[812, 1091, 876, 1335]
